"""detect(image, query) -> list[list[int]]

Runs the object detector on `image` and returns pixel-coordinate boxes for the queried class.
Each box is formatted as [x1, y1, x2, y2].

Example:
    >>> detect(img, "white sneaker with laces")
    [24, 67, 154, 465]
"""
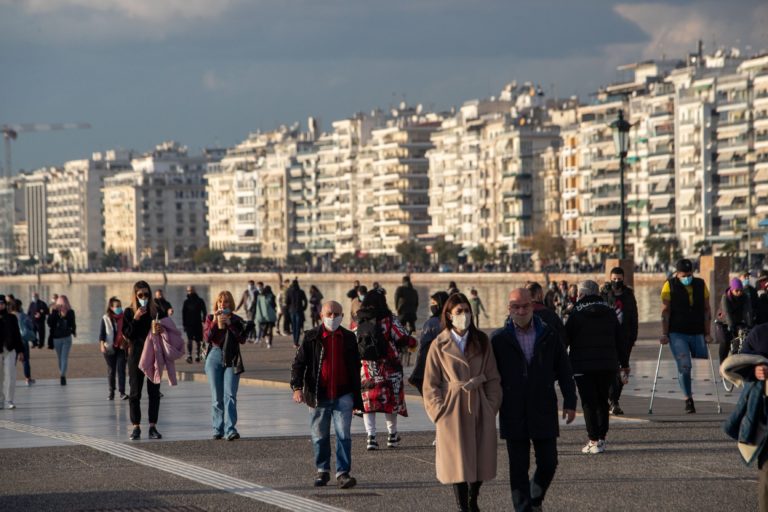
[7, 402, 16, 409]
[581, 440, 604, 454]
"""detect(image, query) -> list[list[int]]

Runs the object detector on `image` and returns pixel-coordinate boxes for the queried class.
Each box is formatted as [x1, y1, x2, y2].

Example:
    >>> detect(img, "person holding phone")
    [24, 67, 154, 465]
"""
[203, 291, 247, 440]
[122, 280, 167, 441]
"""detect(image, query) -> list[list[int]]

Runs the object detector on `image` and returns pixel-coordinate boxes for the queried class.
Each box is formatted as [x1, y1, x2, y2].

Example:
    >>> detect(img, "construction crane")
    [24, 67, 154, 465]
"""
[0, 122, 91, 272]
[2, 122, 91, 177]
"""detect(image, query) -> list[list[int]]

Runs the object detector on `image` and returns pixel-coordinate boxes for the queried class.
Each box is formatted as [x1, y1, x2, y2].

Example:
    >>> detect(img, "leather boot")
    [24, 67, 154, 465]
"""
[468, 481, 482, 512]
[452, 482, 469, 512]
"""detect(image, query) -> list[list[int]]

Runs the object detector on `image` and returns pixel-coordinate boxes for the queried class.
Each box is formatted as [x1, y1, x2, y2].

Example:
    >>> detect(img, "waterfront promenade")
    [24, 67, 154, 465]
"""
[0, 325, 760, 512]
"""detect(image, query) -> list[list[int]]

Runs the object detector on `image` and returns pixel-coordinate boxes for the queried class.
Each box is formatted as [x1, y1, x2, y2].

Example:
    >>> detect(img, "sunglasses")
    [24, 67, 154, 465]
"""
[136, 292, 150, 299]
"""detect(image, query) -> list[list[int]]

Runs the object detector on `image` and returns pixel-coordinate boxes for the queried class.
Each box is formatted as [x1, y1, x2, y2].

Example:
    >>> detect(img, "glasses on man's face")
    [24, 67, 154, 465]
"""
[136, 292, 150, 299]
[508, 303, 532, 311]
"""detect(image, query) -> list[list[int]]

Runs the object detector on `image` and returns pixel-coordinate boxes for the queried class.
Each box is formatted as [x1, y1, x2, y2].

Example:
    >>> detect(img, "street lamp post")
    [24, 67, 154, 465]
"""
[611, 110, 631, 260]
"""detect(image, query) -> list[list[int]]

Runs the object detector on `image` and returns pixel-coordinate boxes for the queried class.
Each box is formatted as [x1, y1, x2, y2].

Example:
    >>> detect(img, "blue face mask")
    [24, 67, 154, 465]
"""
[742, 279, 751, 287]
[679, 276, 693, 286]
[112, 306, 123, 315]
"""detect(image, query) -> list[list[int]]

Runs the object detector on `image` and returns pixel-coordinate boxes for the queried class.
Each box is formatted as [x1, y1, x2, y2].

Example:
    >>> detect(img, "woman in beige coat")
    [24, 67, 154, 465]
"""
[423, 293, 502, 512]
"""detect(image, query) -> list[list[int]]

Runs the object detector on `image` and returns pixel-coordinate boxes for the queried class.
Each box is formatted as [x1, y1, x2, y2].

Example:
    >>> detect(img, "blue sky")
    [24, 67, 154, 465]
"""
[1, 0, 766, 172]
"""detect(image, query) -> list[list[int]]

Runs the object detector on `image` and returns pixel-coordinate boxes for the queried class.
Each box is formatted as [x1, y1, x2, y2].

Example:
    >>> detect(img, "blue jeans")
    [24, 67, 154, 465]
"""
[204, 346, 241, 436]
[668, 332, 708, 398]
[53, 336, 72, 377]
[22, 339, 31, 379]
[310, 393, 353, 477]
[290, 313, 303, 346]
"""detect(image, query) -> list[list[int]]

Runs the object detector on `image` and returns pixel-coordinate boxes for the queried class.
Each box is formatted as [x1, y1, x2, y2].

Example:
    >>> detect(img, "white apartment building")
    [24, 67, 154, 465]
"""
[103, 142, 216, 267]
[360, 106, 443, 256]
[33, 150, 133, 270]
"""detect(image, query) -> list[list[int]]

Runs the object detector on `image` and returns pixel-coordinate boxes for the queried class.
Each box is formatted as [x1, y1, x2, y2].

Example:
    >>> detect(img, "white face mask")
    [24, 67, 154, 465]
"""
[323, 316, 343, 332]
[452, 312, 471, 332]
[138, 298, 148, 308]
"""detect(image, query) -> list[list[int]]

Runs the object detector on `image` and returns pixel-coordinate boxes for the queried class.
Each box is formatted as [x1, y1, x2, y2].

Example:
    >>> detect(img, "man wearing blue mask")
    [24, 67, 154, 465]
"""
[660, 258, 712, 413]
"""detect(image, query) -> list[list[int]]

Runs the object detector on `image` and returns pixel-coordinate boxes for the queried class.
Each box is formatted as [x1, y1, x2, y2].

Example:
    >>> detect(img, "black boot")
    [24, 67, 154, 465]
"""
[468, 481, 482, 512]
[452, 483, 469, 512]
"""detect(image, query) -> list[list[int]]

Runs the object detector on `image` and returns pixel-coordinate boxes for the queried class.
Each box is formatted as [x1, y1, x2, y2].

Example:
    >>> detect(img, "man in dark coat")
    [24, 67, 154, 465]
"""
[286, 279, 308, 348]
[394, 275, 419, 333]
[291, 300, 362, 490]
[27, 292, 49, 349]
[492, 288, 576, 512]
[566, 280, 629, 455]
[600, 267, 639, 415]
[182, 286, 207, 363]
[525, 281, 566, 346]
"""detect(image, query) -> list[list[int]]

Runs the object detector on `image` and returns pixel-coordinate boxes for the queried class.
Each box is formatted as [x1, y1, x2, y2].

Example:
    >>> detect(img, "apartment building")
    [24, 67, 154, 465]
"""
[103, 142, 216, 267]
[361, 106, 443, 255]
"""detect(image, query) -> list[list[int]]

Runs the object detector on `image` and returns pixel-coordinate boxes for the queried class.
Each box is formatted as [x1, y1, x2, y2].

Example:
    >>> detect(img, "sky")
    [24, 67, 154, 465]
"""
[1, 0, 767, 172]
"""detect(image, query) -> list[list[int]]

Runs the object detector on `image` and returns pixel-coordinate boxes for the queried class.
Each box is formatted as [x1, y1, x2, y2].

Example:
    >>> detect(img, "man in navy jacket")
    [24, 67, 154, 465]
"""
[492, 288, 577, 512]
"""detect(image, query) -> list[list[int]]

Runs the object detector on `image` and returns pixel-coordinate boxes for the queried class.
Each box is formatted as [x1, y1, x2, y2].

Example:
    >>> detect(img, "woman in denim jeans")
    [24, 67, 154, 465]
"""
[659, 258, 712, 414]
[47, 295, 76, 386]
[203, 290, 246, 440]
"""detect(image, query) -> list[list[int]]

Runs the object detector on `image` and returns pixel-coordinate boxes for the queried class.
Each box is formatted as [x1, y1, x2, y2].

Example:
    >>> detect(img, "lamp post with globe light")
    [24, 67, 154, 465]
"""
[611, 110, 631, 260]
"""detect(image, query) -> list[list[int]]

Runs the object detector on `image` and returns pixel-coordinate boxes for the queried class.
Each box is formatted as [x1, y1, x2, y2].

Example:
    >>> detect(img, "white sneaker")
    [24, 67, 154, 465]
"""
[7, 402, 16, 409]
[581, 440, 604, 454]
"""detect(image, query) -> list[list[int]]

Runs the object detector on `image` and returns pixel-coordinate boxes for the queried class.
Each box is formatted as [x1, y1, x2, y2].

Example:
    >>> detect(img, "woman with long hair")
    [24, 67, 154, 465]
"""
[356, 289, 414, 450]
[122, 280, 166, 441]
[99, 296, 127, 400]
[203, 290, 247, 440]
[309, 285, 323, 328]
[423, 293, 502, 511]
[47, 295, 76, 386]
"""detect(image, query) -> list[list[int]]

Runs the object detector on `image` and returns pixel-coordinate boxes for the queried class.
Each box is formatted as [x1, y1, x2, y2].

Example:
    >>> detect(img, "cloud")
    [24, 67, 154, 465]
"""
[614, 1, 768, 59]
[17, 0, 240, 23]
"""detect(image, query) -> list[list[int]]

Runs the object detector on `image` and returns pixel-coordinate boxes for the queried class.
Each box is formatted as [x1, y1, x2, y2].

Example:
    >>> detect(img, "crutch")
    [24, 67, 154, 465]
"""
[706, 342, 722, 414]
[648, 344, 664, 414]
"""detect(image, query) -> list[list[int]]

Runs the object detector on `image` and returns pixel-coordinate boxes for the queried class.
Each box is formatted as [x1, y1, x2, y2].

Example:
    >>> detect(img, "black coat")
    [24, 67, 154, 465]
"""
[600, 284, 639, 345]
[47, 310, 76, 339]
[532, 302, 566, 346]
[286, 285, 308, 315]
[394, 284, 419, 317]
[491, 316, 577, 441]
[122, 306, 168, 362]
[743, 323, 768, 357]
[565, 295, 628, 372]
[291, 325, 363, 410]
[0, 312, 24, 353]
[27, 299, 49, 325]
[182, 293, 207, 338]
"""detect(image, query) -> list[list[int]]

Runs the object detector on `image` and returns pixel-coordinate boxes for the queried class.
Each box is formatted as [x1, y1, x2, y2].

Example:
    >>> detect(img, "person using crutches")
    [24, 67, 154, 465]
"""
[659, 258, 713, 414]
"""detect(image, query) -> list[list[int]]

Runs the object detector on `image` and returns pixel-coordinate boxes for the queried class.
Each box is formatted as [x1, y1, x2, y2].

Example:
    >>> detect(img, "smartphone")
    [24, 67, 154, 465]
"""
[221, 308, 232, 315]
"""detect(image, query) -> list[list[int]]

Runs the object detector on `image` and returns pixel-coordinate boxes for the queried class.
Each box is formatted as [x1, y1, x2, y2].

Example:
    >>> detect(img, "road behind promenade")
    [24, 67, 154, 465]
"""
[0, 324, 760, 511]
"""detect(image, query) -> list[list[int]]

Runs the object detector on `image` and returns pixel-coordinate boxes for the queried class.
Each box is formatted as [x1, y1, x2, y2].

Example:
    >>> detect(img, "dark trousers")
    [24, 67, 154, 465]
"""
[281, 307, 291, 334]
[34, 320, 46, 348]
[575, 370, 614, 441]
[104, 349, 126, 394]
[506, 437, 558, 511]
[760, 461, 768, 512]
[128, 355, 161, 425]
[186, 334, 201, 358]
[609, 343, 634, 404]
[290, 312, 303, 346]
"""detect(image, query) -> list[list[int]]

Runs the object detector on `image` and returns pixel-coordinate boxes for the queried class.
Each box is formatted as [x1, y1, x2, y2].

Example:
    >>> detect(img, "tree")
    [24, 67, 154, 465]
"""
[102, 247, 122, 269]
[520, 230, 566, 264]
[192, 247, 225, 266]
[644, 236, 681, 262]
[694, 240, 712, 256]
[432, 237, 462, 264]
[469, 245, 490, 266]
[396, 240, 429, 267]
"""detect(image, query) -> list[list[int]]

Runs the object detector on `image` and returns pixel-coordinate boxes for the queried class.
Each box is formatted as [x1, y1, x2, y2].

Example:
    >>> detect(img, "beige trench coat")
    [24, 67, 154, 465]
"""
[423, 328, 502, 484]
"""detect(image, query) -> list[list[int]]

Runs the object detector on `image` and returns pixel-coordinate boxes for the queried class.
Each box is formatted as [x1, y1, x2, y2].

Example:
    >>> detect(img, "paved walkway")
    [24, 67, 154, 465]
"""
[0, 335, 760, 511]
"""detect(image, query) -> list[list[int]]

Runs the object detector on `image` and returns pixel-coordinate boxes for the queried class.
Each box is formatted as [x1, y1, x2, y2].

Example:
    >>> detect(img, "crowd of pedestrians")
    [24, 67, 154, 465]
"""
[7, 264, 768, 510]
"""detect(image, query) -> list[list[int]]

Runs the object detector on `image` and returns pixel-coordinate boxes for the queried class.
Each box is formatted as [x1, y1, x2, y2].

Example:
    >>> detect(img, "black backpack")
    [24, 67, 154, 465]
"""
[356, 318, 389, 361]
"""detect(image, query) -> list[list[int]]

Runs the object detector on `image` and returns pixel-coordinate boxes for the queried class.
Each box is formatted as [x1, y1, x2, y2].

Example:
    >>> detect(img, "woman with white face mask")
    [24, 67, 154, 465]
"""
[99, 297, 127, 400]
[423, 293, 502, 512]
